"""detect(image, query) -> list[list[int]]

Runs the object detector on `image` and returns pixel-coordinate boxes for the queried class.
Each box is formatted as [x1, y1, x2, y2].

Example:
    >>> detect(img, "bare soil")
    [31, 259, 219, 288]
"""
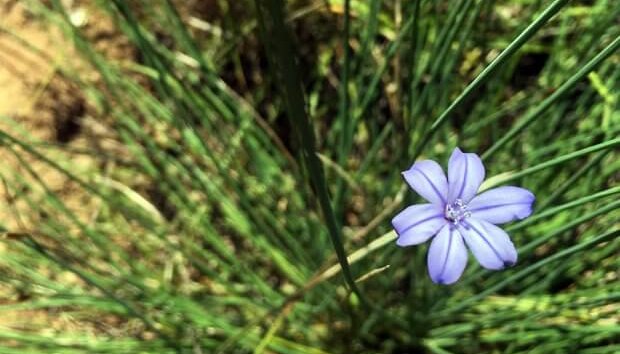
[0, 1, 101, 330]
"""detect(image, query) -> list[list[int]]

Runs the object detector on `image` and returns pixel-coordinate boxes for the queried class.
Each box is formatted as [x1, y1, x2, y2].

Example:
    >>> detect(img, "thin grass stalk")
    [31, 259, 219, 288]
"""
[411, 0, 571, 160]
[334, 0, 352, 215]
[253, 0, 365, 302]
[483, 34, 620, 159]
[439, 228, 619, 316]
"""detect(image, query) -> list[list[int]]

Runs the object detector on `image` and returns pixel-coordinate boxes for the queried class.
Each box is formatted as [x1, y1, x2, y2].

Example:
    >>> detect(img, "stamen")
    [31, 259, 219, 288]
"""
[445, 199, 471, 225]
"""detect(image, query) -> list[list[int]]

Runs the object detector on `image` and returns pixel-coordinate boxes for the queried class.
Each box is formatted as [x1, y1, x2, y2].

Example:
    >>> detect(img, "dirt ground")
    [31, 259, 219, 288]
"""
[0, 0, 93, 330]
[0, 1, 60, 136]
[1, 0, 82, 227]
[3, 0, 208, 334]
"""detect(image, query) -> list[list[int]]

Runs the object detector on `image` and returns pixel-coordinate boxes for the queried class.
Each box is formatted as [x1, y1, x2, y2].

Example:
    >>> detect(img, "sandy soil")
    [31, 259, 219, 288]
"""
[0, 1, 94, 330]
[1, 0, 79, 229]
[0, 1, 60, 135]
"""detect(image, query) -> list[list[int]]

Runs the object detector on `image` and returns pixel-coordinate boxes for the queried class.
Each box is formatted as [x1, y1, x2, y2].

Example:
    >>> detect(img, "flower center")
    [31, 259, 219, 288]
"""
[445, 199, 471, 225]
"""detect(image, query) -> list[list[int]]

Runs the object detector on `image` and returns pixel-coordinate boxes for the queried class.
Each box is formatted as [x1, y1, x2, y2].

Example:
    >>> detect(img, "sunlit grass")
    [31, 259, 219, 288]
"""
[0, 0, 618, 353]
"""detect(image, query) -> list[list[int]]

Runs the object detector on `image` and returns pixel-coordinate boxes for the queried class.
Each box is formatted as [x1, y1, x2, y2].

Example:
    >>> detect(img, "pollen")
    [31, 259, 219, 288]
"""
[445, 199, 471, 225]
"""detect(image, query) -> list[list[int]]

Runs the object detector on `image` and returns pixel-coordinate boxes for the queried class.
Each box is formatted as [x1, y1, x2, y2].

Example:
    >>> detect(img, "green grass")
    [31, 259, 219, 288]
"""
[0, 0, 618, 353]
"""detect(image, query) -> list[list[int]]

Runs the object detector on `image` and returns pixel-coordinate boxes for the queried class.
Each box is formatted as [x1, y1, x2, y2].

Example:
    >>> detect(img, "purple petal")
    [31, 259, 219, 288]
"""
[460, 218, 517, 270]
[427, 224, 468, 284]
[402, 160, 448, 206]
[392, 204, 446, 246]
[469, 186, 535, 224]
[447, 148, 485, 204]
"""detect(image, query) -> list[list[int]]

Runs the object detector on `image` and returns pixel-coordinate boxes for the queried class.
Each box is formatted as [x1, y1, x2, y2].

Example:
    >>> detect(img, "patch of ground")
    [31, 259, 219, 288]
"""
[1, 0, 163, 336]
[0, 0, 86, 229]
[0, 0, 120, 331]
[0, 1, 59, 135]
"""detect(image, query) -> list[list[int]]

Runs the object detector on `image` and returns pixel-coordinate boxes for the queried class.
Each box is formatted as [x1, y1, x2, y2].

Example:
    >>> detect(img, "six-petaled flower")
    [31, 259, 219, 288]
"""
[392, 147, 535, 285]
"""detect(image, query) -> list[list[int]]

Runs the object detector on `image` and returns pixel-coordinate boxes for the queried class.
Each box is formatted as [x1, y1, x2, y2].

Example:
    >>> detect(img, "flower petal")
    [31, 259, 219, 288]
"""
[447, 148, 485, 203]
[392, 204, 446, 246]
[427, 225, 468, 284]
[460, 218, 517, 270]
[402, 160, 448, 206]
[468, 186, 535, 224]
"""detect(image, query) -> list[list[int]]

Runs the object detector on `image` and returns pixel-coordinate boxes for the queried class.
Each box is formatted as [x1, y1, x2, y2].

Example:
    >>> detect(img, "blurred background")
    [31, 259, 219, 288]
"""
[0, 0, 618, 353]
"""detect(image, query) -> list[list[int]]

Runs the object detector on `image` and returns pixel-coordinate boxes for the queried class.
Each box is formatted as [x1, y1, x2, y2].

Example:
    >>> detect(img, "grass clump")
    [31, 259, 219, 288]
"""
[0, 0, 618, 353]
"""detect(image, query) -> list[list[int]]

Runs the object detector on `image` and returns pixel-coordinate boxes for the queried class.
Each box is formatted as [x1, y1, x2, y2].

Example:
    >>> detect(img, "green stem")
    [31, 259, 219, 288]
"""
[483, 34, 620, 159]
[254, 0, 366, 304]
[334, 0, 353, 215]
[412, 0, 571, 160]
[440, 228, 619, 316]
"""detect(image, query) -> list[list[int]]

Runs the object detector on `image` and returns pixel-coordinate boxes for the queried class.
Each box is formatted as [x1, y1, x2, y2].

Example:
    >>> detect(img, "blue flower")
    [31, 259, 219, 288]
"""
[392, 148, 535, 285]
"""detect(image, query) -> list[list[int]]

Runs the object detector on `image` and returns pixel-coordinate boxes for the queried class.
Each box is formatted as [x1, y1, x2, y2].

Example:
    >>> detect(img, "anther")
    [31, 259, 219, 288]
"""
[445, 199, 470, 225]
